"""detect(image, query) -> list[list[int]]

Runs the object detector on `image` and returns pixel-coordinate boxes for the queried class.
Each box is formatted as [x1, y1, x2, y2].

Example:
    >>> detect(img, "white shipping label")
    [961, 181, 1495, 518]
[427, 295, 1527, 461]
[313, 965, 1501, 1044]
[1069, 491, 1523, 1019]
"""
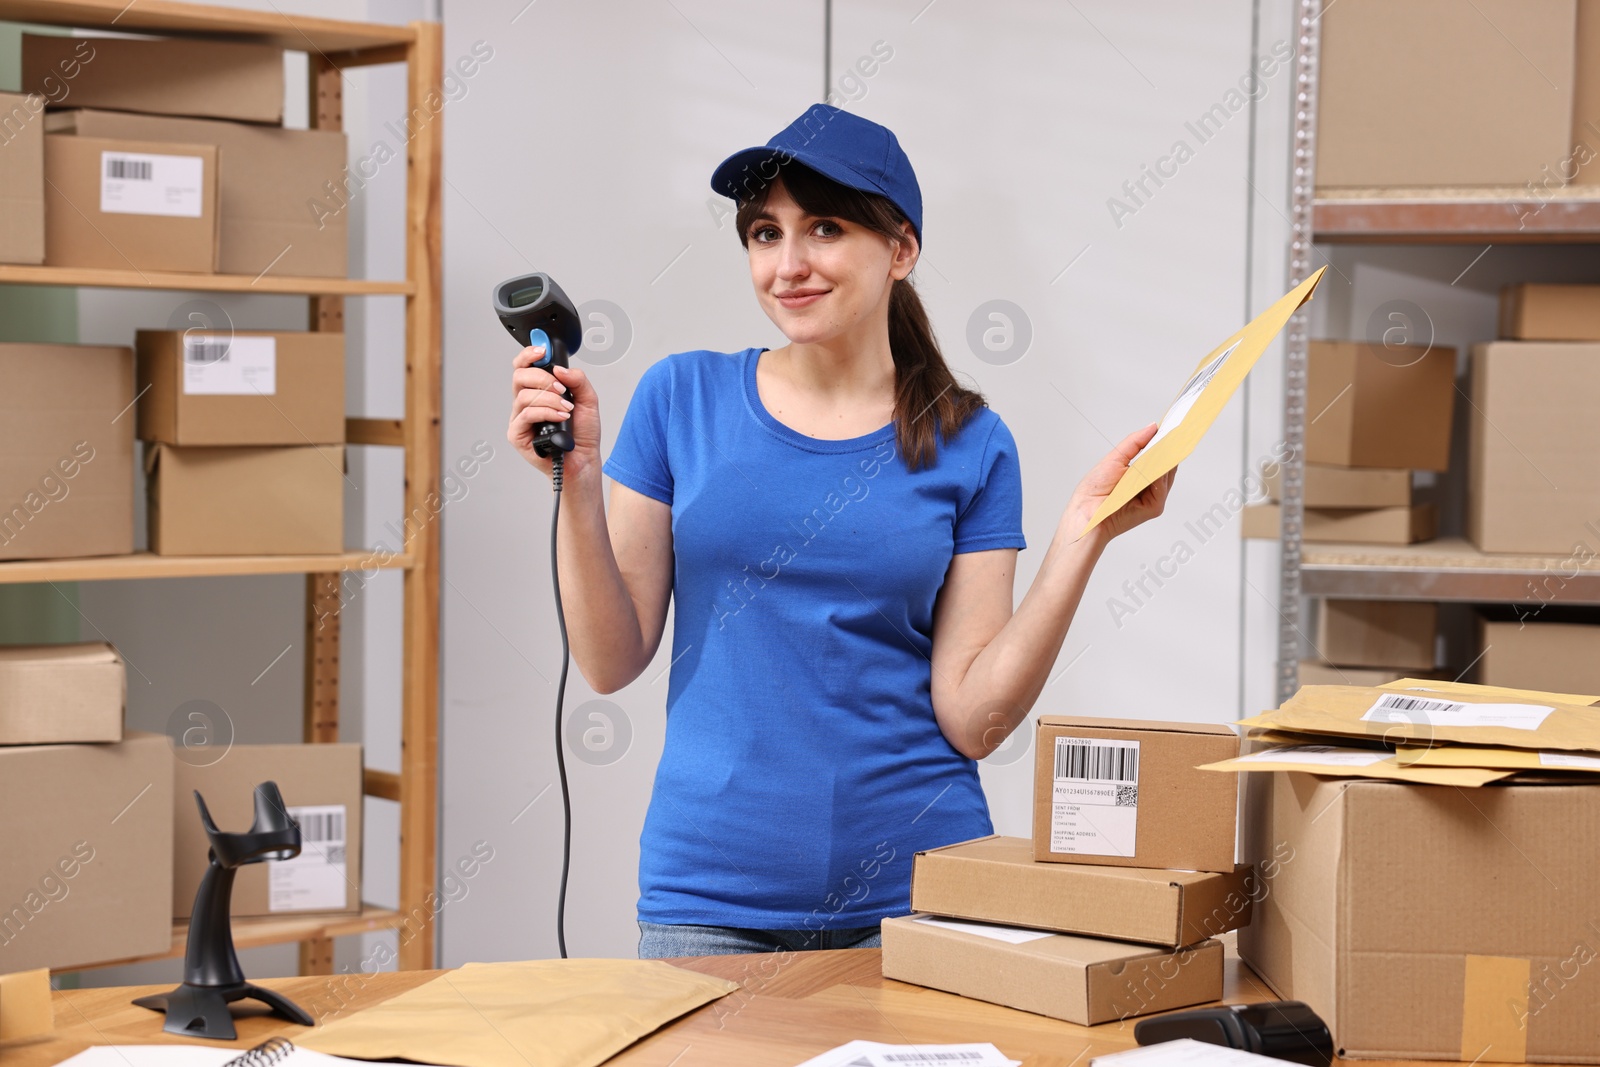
[1050, 736, 1140, 858]
[912, 915, 1056, 944]
[182, 335, 276, 396]
[1539, 751, 1600, 769]
[100, 151, 204, 218]
[1232, 745, 1390, 767]
[270, 804, 348, 913]
[1359, 691, 1554, 731]
[1136, 338, 1243, 458]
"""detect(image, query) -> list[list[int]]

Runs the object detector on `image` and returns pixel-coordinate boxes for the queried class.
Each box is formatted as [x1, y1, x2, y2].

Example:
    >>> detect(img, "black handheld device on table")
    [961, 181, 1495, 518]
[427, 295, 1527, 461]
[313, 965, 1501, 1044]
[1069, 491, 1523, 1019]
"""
[1134, 1001, 1333, 1067]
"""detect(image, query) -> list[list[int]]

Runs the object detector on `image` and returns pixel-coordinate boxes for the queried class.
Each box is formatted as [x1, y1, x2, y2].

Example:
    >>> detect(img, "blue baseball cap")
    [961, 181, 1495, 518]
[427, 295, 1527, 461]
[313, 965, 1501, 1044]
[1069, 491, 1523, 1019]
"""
[710, 104, 923, 248]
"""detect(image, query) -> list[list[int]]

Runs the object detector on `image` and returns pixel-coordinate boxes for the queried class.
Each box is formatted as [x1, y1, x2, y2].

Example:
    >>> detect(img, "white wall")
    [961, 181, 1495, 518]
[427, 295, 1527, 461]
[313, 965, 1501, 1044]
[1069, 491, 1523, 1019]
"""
[439, 0, 1276, 964]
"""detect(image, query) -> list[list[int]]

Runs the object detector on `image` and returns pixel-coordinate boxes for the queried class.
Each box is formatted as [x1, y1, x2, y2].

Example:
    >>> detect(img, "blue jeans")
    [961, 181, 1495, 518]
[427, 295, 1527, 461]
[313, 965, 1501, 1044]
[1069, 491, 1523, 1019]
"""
[637, 919, 881, 958]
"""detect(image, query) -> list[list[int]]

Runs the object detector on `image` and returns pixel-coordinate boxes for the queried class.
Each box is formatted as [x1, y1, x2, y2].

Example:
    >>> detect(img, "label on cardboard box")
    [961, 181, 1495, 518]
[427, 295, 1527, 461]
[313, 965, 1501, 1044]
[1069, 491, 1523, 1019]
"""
[99, 150, 203, 218]
[912, 915, 1055, 945]
[269, 803, 347, 912]
[1050, 736, 1139, 857]
[1360, 691, 1553, 731]
[182, 334, 276, 396]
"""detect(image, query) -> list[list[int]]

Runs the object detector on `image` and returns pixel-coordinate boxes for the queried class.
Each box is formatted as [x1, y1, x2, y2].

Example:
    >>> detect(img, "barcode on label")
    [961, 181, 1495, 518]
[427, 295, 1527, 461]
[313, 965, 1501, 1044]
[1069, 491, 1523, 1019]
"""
[1054, 740, 1139, 783]
[881, 1055, 985, 1064]
[184, 341, 231, 364]
[293, 808, 345, 843]
[1371, 693, 1463, 715]
[105, 157, 152, 181]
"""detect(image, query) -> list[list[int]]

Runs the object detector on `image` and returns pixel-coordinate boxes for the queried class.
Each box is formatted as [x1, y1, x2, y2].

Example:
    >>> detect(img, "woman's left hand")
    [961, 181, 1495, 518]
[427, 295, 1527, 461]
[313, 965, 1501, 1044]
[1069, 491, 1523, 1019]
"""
[1061, 423, 1177, 543]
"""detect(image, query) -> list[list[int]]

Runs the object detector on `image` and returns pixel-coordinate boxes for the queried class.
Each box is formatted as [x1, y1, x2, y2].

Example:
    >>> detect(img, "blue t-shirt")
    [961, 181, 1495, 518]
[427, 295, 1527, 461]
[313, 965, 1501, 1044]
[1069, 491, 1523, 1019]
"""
[601, 346, 1027, 930]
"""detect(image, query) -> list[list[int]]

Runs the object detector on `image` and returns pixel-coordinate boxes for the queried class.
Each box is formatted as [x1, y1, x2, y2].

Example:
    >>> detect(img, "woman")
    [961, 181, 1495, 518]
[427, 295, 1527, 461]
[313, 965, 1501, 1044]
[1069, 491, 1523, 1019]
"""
[507, 104, 1174, 959]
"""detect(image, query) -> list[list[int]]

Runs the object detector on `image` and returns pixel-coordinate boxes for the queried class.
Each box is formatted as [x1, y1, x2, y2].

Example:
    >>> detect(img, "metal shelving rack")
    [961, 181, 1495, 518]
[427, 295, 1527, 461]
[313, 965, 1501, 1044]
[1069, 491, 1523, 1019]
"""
[0, 0, 443, 973]
[1274, 0, 1600, 702]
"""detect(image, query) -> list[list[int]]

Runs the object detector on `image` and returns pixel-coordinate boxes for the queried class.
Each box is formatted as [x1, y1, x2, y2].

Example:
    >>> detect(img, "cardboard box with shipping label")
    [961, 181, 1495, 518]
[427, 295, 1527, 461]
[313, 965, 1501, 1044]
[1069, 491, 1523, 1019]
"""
[146, 443, 344, 556]
[0, 732, 173, 973]
[173, 743, 361, 918]
[136, 330, 345, 446]
[22, 34, 284, 125]
[48, 110, 346, 278]
[881, 914, 1224, 1026]
[0, 91, 45, 264]
[43, 134, 218, 273]
[911, 836, 1255, 948]
[0, 643, 124, 745]
[1467, 343, 1600, 554]
[1500, 284, 1600, 341]
[1033, 716, 1239, 872]
[1317, 0, 1577, 187]
[1240, 770, 1600, 1061]
[1317, 599, 1437, 671]
[1306, 341, 1456, 471]
[0, 342, 134, 562]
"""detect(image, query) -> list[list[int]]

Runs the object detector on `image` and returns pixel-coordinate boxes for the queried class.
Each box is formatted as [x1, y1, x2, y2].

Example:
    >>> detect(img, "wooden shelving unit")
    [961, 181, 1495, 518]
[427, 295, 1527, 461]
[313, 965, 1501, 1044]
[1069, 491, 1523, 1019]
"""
[1272, 6, 1600, 699]
[0, 0, 443, 973]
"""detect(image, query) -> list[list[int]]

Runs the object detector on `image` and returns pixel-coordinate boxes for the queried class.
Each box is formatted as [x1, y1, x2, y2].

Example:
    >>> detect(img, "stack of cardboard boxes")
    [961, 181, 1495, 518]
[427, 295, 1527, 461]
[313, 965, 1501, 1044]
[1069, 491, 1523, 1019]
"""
[1297, 599, 1442, 689]
[0, 642, 364, 974]
[881, 716, 1252, 1027]
[1, 34, 349, 558]
[1244, 339, 1455, 547]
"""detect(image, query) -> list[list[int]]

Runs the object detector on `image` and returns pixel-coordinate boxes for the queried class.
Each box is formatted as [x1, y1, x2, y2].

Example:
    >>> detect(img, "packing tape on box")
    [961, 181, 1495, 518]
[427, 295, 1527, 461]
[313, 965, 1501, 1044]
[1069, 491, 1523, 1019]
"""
[0, 967, 53, 1041]
[1460, 954, 1529, 1063]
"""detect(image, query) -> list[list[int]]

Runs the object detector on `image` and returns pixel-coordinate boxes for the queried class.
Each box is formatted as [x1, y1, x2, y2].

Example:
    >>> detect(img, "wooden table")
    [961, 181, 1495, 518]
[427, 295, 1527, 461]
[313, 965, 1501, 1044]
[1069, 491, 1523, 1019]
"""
[0, 949, 1408, 1066]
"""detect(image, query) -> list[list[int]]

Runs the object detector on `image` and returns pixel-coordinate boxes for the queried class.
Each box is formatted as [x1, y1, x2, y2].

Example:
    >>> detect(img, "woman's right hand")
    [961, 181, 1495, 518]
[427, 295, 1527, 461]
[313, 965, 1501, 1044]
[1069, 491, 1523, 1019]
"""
[508, 345, 603, 484]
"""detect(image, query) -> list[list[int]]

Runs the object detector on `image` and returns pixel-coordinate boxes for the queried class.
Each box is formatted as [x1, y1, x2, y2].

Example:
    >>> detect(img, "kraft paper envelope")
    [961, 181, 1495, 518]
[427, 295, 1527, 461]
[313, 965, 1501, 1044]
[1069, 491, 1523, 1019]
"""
[1238, 684, 1600, 753]
[296, 958, 739, 1067]
[1080, 265, 1327, 536]
[1378, 677, 1600, 707]
[1199, 745, 1512, 786]
[0, 968, 52, 1042]
[1395, 745, 1600, 773]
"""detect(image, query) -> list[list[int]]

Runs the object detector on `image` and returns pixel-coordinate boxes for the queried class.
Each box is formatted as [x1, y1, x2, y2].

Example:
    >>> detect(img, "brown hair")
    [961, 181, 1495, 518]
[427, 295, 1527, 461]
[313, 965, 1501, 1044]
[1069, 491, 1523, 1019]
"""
[732, 160, 987, 472]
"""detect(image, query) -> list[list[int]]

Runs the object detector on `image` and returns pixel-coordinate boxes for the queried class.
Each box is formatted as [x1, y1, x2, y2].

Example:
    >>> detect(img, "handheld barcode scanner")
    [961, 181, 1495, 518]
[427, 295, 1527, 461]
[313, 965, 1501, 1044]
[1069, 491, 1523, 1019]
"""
[493, 271, 581, 962]
[494, 272, 583, 458]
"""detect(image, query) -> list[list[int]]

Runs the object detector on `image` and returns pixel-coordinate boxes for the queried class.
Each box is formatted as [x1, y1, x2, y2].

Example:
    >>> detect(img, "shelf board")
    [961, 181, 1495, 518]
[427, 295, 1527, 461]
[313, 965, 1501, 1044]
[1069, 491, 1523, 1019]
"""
[0, 550, 412, 585]
[1300, 537, 1600, 604]
[1314, 185, 1600, 243]
[0, 0, 414, 52]
[63, 904, 407, 973]
[0, 265, 411, 296]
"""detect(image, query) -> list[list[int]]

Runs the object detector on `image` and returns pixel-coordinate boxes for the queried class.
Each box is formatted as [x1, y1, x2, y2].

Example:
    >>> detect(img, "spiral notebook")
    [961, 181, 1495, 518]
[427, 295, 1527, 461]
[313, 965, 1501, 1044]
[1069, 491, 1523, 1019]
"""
[55, 1036, 412, 1066]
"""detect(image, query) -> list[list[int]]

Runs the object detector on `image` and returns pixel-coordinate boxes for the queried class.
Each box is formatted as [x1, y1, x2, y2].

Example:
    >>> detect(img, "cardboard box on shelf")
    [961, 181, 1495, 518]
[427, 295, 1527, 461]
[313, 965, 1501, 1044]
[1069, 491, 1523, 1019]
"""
[173, 743, 362, 919]
[1500, 284, 1600, 341]
[0, 643, 124, 745]
[911, 836, 1255, 949]
[1306, 341, 1456, 471]
[136, 330, 345, 446]
[1467, 342, 1600, 554]
[0, 342, 134, 562]
[1317, 599, 1437, 671]
[1265, 464, 1411, 509]
[880, 914, 1224, 1027]
[1241, 503, 1437, 545]
[1034, 716, 1239, 872]
[1317, 0, 1577, 187]
[1478, 617, 1600, 697]
[1297, 661, 1434, 688]
[0, 91, 45, 264]
[1240, 770, 1600, 1061]
[0, 732, 173, 973]
[43, 134, 218, 274]
[21, 34, 284, 125]
[146, 444, 344, 556]
[47, 110, 346, 278]
[1575, 0, 1600, 182]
